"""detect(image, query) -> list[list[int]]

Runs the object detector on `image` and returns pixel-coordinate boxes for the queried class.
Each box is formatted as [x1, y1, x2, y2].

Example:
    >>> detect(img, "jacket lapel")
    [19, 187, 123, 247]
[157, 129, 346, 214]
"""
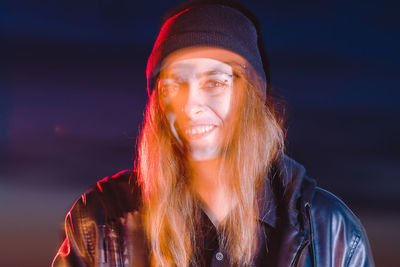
[256, 155, 316, 266]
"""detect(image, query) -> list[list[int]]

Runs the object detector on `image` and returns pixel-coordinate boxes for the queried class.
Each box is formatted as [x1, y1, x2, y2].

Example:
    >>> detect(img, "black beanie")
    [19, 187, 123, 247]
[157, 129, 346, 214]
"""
[146, 0, 269, 100]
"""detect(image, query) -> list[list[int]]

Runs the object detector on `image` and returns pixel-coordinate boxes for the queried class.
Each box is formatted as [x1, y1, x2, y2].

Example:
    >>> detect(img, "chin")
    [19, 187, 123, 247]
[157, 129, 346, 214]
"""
[189, 147, 220, 161]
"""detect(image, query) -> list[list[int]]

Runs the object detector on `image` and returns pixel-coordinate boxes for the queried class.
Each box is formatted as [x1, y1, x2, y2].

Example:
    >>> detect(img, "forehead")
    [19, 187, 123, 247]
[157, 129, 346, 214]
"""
[160, 46, 247, 76]
[161, 58, 233, 78]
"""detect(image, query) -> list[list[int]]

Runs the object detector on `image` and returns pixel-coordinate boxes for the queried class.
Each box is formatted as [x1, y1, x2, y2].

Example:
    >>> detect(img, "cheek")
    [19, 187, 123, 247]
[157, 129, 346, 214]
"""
[208, 90, 233, 121]
[162, 96, 182, 119]
[165, 111, 183, 145]
[161, 96, 177, 125]
[165, 111, 177, 133]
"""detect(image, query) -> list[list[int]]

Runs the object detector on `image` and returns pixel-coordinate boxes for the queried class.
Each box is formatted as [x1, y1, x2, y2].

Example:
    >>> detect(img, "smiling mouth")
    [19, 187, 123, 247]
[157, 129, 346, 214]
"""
[184, 125, 216, 139]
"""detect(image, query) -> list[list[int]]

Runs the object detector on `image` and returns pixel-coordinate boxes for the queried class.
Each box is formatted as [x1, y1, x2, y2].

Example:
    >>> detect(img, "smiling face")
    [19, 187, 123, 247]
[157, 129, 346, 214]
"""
[158, 56, 237, 161]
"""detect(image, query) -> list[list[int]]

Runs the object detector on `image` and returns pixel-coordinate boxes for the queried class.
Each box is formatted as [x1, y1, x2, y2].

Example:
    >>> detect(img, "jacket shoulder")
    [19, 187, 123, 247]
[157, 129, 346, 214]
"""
[309, 187, 374, 266]
[311, 187, 360, 226]
[71, 170, 141, 223]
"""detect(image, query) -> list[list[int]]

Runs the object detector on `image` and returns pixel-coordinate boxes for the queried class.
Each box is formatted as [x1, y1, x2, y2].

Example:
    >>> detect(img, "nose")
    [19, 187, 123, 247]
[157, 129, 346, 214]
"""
[183, 82, 203, 118]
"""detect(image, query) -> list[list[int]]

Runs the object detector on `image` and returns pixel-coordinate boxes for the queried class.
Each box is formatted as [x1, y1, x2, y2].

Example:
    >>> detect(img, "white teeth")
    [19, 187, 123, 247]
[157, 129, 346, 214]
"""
[185, 125, 214, 137]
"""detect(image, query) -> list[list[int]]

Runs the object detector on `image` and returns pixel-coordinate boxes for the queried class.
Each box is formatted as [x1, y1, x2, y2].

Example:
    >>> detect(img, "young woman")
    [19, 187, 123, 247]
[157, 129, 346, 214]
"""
[53, 1, 374, 266]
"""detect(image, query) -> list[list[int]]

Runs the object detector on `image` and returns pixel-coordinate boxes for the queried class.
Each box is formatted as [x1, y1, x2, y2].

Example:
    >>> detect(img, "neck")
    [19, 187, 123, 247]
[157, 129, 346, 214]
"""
[189, 158, 236, 226]
[190, 158, 224, 188]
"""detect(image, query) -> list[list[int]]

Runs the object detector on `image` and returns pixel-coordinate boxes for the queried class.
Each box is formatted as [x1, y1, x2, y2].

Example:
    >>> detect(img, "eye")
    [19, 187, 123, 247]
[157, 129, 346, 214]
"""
[160, 83, 179, 97]
[202, 79, 228, 89]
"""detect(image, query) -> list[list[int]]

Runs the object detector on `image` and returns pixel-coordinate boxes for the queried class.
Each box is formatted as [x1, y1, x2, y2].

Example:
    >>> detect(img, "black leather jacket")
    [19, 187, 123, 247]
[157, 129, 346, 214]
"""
[53, 156, 375, 266]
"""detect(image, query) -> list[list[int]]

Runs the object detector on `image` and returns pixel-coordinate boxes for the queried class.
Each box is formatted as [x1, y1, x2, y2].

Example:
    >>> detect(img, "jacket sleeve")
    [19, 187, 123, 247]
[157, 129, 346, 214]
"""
[52, 195, 93, 267]
[309, 187, 375, 267]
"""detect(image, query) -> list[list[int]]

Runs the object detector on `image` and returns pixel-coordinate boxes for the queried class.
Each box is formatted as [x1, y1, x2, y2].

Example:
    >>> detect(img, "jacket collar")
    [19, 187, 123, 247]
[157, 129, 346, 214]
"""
[257, 155, 314, 229]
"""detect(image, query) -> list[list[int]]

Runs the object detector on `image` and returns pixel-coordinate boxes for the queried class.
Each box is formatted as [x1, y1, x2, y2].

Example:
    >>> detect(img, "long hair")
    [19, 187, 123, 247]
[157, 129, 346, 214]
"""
[136, 67, 285, 266]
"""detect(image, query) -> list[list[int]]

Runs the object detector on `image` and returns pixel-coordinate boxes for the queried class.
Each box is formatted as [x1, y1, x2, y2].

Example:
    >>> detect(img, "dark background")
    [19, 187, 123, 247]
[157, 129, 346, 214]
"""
[1, 0, 399, 266]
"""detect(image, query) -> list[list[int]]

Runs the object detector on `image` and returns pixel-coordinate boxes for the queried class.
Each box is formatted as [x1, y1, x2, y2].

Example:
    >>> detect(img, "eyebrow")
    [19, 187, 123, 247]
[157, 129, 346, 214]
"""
[197, 70, 233, 78]
[162, 69, 233, 81]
